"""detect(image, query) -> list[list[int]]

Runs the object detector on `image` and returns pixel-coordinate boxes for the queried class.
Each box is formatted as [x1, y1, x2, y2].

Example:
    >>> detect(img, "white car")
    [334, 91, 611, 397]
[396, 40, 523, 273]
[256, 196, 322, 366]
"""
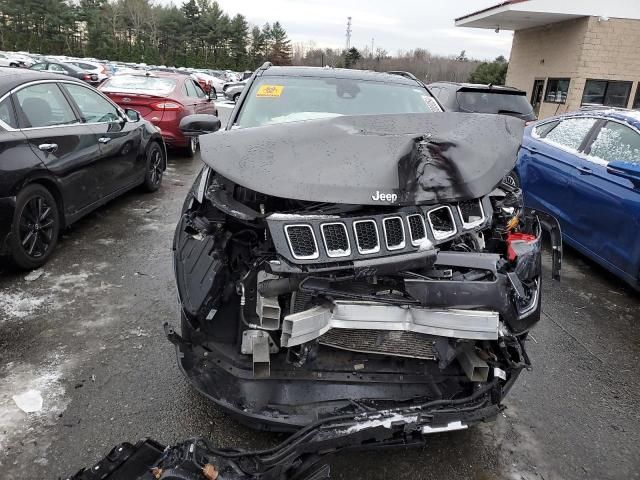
[0, 52, 25, 67]
[191, 71, 225, 96]
[7, 52, 36, 66]
[63, 60, 109, 82]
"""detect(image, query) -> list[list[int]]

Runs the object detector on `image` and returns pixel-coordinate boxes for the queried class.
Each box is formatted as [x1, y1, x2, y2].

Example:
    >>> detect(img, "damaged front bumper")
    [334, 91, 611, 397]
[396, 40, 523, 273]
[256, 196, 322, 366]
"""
[71, 379, 503, 479]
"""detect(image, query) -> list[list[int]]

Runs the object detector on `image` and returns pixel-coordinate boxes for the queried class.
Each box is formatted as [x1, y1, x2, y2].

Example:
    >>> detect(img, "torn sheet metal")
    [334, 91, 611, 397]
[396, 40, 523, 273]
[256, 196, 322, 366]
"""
[199, 112, 524, 205]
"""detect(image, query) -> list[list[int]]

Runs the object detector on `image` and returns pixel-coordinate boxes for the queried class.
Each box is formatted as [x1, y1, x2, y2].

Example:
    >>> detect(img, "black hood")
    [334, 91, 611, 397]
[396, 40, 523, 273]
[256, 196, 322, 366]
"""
[199, 112, 524, 205]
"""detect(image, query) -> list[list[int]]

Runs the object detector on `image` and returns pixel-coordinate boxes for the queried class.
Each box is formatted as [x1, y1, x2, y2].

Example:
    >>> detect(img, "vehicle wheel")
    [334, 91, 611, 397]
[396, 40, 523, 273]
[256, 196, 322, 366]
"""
[504, 171, 520, 189]
[10, 184, 60, 269]
[143, 142, 165, 192]
[233, 93, 241, 103]
[183, 136, 198, 157]
[9, 63, 18, 68]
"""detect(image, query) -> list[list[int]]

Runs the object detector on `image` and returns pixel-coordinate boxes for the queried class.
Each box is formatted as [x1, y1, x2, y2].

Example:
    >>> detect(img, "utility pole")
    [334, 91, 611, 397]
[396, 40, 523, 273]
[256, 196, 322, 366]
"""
[371, 38, 374, 58]
[345, 17, 352, 50]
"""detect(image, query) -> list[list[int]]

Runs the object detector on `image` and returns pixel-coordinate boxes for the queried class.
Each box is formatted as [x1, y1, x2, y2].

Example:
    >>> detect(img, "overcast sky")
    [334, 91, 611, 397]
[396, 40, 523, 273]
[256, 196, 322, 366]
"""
[172, 0, 514, 60]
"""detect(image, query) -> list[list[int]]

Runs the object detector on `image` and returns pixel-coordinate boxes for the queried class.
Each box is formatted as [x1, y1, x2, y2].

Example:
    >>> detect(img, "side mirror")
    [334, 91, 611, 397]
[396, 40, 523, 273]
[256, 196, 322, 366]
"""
[179, 114, 221, 136]
[207, 89, 215, 101]
[607, 160, 640, 188]
[124, 108, 140, 122]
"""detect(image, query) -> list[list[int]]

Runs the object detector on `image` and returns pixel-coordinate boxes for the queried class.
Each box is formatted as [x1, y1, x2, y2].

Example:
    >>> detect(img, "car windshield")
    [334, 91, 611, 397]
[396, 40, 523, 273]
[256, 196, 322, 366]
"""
[101, 75, 176, 95]
[456, 90, 533, 115]
[236, 76, 441, 128]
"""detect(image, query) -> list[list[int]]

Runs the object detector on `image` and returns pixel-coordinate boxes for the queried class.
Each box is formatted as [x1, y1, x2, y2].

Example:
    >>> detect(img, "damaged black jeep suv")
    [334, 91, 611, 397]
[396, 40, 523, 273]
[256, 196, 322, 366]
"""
[169, 65, 562, 436]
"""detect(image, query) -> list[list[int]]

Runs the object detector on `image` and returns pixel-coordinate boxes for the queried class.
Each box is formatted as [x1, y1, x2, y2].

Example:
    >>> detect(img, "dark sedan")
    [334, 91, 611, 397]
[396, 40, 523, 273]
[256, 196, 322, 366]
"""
[30, 60, 100, 85]
[428, 82, 536, 122]
[0, 68, 166, 269]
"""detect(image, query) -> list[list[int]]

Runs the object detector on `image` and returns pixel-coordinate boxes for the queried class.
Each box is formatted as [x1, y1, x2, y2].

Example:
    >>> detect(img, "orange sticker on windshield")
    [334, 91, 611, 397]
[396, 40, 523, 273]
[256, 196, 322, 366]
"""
[256, 85, 284, 97]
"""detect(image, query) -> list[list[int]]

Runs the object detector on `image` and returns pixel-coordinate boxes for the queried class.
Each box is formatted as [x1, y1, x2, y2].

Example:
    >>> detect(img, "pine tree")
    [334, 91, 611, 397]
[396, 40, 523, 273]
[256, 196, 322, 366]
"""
[344, 47, 361, 68]
[267, 21, 291, 65]
[228, 14, 248, 69]
[249, 26, 266, 66]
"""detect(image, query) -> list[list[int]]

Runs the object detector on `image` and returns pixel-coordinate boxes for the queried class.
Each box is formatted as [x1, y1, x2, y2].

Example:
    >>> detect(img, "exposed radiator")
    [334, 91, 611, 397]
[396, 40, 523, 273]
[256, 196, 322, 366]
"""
[319, 329, 437, 360]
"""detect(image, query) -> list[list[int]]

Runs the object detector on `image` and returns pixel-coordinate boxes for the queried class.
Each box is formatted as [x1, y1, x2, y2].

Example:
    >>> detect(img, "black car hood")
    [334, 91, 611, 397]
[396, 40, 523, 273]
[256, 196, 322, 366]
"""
[199, 112, 524, 205]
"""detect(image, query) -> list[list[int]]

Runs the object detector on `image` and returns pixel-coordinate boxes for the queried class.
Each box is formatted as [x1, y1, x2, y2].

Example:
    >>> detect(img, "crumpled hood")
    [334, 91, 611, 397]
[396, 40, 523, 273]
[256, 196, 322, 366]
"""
[199, 112, 524, 205]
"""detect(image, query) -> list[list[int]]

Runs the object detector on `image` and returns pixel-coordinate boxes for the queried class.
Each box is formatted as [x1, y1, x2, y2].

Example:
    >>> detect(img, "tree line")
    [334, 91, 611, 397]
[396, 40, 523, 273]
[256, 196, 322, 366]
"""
[291, 46, 508, 85]
[0, 0, 292, 70]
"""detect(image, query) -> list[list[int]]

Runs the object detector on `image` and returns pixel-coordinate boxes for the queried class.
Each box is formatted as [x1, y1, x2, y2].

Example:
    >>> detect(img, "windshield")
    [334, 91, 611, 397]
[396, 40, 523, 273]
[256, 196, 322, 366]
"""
[236, 76, 441, 128]
[456, 90, 533, 115]
[101, 75, 176, 95]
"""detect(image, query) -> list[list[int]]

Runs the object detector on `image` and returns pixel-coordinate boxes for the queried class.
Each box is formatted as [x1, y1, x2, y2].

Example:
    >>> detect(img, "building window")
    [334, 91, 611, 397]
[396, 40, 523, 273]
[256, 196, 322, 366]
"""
[581, 79, 632, 108]
[633, 84, 640, 110]
[544, 78, 570, 104]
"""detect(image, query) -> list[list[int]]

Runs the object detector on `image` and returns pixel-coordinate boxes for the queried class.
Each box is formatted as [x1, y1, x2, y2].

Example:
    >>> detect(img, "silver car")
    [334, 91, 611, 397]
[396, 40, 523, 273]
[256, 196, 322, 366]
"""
[224, 82, 246, 102]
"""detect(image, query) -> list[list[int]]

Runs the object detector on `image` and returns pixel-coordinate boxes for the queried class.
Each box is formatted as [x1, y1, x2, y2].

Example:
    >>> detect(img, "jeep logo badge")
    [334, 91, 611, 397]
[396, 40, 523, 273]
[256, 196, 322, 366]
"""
[372, 191, 398, 203]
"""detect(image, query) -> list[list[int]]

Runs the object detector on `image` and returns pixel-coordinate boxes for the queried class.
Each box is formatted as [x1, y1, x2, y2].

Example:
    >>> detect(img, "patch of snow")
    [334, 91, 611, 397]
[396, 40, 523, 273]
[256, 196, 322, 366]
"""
[24, 269, 45, 282]
[95, 238, 116, 246]
[0, 291, 47, 319]
[12, 390, 43, 413]
[48, 272, 91, 294]
[0, 356, 69, 456]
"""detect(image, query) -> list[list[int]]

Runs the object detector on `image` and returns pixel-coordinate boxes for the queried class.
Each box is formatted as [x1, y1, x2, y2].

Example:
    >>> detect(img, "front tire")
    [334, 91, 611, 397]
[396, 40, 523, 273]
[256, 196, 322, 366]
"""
[10, 184, 60, 269]
[233, 93, 240, 103]
[143, 142, 165, 192]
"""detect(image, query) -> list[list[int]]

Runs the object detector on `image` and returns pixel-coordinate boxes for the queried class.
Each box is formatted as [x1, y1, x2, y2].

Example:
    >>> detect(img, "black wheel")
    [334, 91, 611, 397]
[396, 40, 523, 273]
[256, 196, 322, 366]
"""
[10, 184, 60, 269]
[183, 136, 198, 157]
[504, 171, 520, 189]
[233, 93, 240, 103]
[143, 142, 165, 192]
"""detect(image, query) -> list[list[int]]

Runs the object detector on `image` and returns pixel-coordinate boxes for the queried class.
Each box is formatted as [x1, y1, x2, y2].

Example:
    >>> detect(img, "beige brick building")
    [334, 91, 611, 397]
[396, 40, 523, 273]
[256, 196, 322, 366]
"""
[456, 0, 640, 119]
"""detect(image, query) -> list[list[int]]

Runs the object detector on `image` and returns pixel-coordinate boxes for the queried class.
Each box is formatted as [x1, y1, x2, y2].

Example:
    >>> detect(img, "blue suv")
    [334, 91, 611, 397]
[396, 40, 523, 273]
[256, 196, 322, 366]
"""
[511, 109, 640, 289]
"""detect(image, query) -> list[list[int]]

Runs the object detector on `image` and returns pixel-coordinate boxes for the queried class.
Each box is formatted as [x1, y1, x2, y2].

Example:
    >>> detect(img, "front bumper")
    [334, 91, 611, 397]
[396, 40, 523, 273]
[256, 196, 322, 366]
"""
[168, 320, 521, 432]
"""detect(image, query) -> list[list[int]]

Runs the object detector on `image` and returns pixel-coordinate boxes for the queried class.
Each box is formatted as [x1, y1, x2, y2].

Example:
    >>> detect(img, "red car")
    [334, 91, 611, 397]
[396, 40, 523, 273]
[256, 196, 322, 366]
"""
[99, 72, 217, 156]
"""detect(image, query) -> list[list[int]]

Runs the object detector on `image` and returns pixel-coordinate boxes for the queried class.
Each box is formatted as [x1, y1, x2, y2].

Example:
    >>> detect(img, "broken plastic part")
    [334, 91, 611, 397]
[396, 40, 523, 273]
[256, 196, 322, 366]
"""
[506, 232, 537, 262]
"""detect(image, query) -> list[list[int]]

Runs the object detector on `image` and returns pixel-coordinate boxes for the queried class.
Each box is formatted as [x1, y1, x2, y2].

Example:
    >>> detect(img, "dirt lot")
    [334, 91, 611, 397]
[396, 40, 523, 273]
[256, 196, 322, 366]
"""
[1, 107, 639, 479]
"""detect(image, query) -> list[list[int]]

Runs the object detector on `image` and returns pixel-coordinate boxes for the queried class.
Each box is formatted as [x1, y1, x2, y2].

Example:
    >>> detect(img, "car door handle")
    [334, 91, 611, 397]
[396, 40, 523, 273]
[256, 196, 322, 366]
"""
[528, 145, 539, 153]
[38, 143, 58, 152]
[576, 166, 592, 175]
[98, 137, 111, 144]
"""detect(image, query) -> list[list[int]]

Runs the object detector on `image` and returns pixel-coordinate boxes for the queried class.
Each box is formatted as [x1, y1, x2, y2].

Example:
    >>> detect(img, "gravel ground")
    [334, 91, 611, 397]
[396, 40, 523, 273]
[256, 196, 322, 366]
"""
[1, 106, 638, 479]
